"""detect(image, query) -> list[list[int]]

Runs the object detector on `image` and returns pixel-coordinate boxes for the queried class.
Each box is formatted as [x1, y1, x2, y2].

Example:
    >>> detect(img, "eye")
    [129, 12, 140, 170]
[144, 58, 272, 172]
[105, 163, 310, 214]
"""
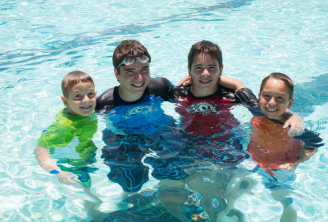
[209, 66, 217, 70]
[88, 92, 95, 97]
[141, 68, 149, 72]
[75, 94, 81, 98]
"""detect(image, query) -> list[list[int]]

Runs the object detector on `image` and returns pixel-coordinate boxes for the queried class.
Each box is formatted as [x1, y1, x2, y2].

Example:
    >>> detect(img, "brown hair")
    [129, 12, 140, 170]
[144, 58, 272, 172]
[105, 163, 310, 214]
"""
[112, 40, 151, 73]
[260, 72, 294, 99]
[188, 40, 223, 70]
[61, 71, 94, 98]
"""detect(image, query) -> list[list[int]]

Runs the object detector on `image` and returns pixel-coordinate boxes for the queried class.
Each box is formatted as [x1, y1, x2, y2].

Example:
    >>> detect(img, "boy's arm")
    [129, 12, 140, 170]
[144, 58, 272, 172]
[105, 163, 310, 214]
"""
[218, 76, 246, 92]
[279, 145, 317, 170]
[176, 75, 245, 92]
[34, 145, 79, 185]
[177, 75, 305, 134]
[283, 110, 305, 136]
[176, 75, 191, 86]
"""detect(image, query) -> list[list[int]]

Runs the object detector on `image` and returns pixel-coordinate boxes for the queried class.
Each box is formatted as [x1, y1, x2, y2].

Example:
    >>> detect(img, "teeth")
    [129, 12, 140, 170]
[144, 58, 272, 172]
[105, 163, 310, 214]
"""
[200, 80, 211, 83]
[267, 108, 277, 112]
[133, 83, 143, 86]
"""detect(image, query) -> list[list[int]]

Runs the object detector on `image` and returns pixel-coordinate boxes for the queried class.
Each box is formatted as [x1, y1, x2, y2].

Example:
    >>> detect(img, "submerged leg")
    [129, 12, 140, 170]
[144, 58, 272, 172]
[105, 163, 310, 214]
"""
[271, 189, 297, 222]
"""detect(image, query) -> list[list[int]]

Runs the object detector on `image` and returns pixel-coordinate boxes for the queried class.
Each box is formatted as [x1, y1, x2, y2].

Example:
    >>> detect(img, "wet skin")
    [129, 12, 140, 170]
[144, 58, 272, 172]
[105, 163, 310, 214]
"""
[258, 78, 294, 123]
[61, 81, 97, 116]
[115, 60, 150, 102]
[188, 53, 223, 97]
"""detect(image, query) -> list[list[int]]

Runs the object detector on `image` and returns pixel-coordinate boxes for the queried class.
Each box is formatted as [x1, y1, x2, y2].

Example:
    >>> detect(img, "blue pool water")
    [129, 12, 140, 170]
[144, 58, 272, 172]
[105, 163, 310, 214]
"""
[1, 0, 328, 221]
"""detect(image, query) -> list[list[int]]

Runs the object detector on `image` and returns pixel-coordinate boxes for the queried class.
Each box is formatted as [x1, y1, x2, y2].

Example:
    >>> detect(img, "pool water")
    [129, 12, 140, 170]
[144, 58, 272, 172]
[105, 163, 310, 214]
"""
[1, 0, 328, 221]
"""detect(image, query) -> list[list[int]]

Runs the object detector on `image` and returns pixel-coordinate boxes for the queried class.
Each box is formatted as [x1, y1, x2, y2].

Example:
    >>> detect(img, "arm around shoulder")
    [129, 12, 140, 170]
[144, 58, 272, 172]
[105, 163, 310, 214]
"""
[283, 110, 305, 136]
[149, 77, 174, 100]
[219, 76, 247, 92]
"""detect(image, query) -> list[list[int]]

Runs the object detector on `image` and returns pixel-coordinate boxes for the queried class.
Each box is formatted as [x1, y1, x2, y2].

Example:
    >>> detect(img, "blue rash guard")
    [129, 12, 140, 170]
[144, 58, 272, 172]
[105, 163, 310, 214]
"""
[97, 78, 186, 192]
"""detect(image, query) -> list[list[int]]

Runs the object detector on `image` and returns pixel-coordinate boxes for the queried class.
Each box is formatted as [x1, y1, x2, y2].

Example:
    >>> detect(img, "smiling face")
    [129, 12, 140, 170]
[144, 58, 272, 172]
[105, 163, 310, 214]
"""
[259, 78, 294, 123]
[61, 81, 97, 116]
[189, 53, 223, 97]
[115, 59, 150, 102]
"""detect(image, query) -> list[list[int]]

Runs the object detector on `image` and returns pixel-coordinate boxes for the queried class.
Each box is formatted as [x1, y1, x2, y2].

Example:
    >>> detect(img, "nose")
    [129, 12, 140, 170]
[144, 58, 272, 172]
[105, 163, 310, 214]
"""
[135, 72, 143, 81]
[82, 95, 90, 103]
[268, 97, 275, 105]
[202, 68, 210, 76]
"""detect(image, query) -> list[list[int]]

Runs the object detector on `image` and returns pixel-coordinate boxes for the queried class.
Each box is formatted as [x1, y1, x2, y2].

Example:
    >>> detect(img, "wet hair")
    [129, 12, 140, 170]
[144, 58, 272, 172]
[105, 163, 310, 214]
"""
[188, 40, 223, 70]
[112, 40, 151, 74]
[61, 71, 94, 98]
[260, 72, 294, 99]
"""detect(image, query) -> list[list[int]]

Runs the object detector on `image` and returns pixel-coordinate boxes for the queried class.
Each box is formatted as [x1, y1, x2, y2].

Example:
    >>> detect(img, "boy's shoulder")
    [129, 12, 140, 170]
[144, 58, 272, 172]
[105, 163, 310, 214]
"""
[37, 109, 75, 148]
[96, 77, 174, 113]
[167, 85, 259, 105]
[167, 85, 238, 101]
[148, 77, 174, 101]
[96, 87, 115, 113]
[234, 88, 259, 107]
[37, 109, 98, 148]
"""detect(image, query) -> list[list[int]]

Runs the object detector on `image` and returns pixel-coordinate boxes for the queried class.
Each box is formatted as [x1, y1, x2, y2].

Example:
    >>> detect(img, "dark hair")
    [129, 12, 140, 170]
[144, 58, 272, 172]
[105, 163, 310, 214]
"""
[112, 40, 151, 74]
[260, 72, 294, 99]
[188, 40, 223, 70]
[61, 71, 94, 98]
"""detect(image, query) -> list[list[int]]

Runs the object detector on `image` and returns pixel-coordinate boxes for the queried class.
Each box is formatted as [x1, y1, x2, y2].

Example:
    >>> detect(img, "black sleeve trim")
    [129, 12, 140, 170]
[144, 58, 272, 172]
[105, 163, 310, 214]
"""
[148, 77, 174, 101]
[294, 129, 324, 148]
[235, 88, 259, 108]
[95, 87, 115, 113]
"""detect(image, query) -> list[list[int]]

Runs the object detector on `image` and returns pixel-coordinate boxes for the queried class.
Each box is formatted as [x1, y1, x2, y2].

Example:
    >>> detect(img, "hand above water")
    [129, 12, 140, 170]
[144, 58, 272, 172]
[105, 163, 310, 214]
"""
[283, 113, 305, 136]
[176, 75, 192, 86]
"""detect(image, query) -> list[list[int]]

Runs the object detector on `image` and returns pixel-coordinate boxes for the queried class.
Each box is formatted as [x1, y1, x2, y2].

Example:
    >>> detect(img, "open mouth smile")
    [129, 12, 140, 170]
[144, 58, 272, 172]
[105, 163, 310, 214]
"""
[131, 82, 145, 88]
[265, 107, 278, 113]
[80, 105, 92, 110]
[199, 79, 212, 84]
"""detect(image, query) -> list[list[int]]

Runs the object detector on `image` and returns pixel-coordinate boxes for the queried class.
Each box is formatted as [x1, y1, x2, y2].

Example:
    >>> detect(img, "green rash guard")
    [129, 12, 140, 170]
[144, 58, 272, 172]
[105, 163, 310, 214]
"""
[37, 108, 98, 158]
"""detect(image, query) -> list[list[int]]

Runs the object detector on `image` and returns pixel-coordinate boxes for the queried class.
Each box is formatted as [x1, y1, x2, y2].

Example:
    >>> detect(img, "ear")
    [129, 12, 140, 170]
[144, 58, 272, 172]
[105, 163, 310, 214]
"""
[188, 67, 191, 77]
[219, 65, 224, 76]
[61, 96, 69, 107]
[114, 68, 120, 81]
[258, 92, 260, 98]
[287, 97, 294, 109]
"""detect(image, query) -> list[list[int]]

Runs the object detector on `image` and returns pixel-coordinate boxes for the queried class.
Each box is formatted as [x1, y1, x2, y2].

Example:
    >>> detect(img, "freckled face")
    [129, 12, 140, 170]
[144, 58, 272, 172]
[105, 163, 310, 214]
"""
[259, 78, 294, 122]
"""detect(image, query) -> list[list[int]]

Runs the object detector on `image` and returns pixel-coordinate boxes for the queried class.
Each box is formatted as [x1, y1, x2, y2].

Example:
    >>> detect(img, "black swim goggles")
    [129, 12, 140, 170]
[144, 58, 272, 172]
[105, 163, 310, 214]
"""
[116, 55, 149, 68]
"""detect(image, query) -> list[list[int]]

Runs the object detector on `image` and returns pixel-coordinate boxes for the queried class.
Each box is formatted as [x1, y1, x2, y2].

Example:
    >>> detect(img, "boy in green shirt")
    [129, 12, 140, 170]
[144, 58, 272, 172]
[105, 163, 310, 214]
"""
[34, 71, 98, 189]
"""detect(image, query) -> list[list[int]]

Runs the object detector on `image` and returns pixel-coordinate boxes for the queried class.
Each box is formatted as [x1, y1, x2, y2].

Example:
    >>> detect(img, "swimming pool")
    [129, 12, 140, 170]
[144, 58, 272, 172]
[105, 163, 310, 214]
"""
[1, 0, 327, 221]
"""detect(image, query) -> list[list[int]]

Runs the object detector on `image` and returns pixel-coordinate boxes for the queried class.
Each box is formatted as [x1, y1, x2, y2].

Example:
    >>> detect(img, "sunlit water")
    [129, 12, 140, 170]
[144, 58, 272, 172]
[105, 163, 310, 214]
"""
[0, 0, 327, 221]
